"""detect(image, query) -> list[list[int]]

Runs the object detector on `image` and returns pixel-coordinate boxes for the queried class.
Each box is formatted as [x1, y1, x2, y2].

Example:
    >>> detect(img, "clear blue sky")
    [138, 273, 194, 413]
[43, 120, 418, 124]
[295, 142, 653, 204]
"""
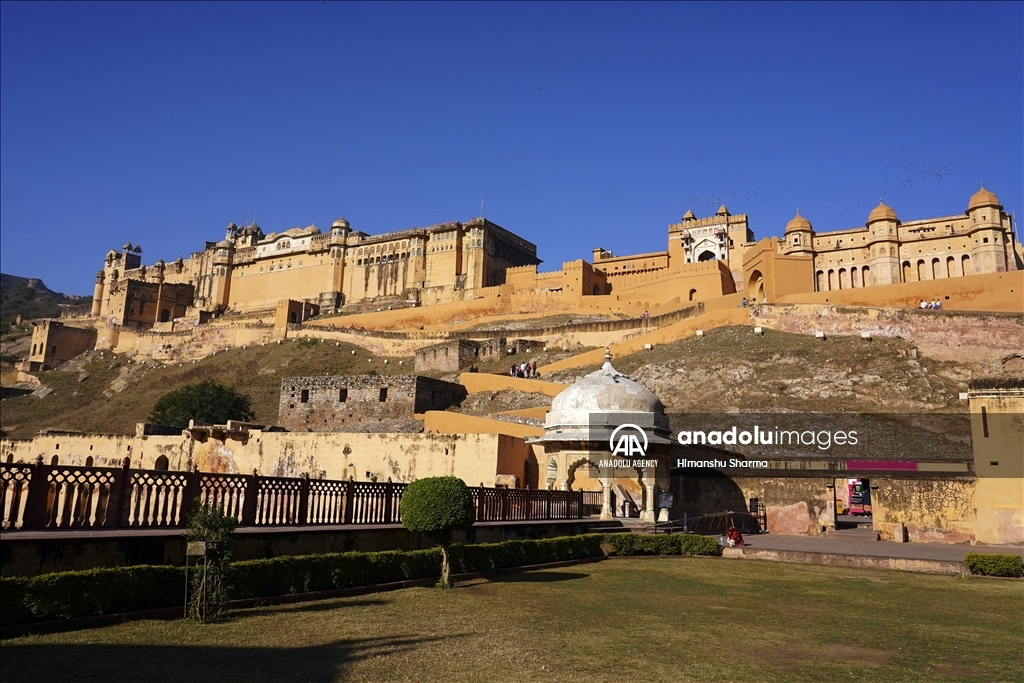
[2, 2, 1021, 295]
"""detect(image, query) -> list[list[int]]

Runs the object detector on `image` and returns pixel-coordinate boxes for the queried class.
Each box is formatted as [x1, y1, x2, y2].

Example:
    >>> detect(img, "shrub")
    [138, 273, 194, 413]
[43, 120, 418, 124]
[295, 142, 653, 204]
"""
[147, 378, 254, 429]
[964, 553, 1024, 578]
[0, 566, 184, 625]
[400, 476, 476, 587]
[229, 549, 443, 599]
[185, 502, 237, 622]
[449, 534, 605, 573]
[601, 533, 721, 557]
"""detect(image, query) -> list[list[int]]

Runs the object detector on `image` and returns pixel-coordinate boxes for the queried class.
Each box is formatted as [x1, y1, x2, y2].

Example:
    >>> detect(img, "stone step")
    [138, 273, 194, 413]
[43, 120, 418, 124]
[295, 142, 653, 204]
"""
[827, 527, 880, 541]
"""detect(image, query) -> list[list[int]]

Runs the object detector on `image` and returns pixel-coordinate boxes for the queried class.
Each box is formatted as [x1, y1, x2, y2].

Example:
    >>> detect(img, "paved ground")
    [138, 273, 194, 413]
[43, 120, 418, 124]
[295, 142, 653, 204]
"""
[741, 532, 1024, 562]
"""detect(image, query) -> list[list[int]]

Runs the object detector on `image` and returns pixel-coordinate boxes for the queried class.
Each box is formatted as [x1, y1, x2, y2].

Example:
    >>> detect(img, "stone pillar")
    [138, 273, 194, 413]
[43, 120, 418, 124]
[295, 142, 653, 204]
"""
[641, 467, 657, 524]
[600, 475, 613, 521]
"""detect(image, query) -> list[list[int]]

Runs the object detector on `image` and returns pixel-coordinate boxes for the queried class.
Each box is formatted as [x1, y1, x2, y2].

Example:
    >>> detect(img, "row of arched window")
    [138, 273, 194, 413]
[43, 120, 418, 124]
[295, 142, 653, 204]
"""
[815, 254, 974, 291]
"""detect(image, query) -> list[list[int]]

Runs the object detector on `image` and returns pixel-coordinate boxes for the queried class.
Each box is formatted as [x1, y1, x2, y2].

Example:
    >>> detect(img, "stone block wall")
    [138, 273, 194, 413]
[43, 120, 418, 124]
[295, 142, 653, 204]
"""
[279, 374, 466, 432]
[414, 338, 507, 372]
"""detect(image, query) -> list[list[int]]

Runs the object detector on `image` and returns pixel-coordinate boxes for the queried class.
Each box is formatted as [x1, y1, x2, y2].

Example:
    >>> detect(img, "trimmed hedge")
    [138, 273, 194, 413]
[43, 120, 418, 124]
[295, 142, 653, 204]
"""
[1, 532, 721, 625]
[449, 534, 606, 573]
[601, 533, 722, 557]
[1, 565, 185, 625]
[964, 553, 1024, 578]
[229, 549, 442, 599]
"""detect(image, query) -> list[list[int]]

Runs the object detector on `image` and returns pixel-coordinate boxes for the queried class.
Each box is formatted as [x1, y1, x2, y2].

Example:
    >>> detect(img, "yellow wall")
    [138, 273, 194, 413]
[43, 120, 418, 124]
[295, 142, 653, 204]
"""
[779, 270, 1023, 312]
[0, 429, 527, 487]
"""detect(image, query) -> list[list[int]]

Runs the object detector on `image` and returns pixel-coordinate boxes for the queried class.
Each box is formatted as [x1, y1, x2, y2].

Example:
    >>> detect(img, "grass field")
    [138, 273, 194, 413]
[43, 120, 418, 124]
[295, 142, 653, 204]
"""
[2, 558, 1021, 683]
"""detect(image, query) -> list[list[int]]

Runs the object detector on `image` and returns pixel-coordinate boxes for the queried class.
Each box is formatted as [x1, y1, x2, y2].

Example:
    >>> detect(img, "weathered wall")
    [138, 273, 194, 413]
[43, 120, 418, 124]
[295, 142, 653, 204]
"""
[752, 303, 1023, 366]
[26, 321, 97, 370]
[670, 473, 834, 536]
[778, 270, 1023, 313]
[1, 430, 525, 487]
[277, 375, 466, 432]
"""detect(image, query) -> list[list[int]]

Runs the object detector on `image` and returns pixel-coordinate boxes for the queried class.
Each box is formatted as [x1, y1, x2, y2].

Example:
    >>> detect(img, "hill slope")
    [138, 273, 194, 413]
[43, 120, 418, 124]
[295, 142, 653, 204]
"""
[3, 325, 1001, 441]
[1, 273, 92, 334]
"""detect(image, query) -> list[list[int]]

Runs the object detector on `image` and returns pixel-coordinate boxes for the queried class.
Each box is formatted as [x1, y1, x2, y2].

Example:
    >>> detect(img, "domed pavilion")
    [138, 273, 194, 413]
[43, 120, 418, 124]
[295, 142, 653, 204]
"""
[529, 349, 674, 522]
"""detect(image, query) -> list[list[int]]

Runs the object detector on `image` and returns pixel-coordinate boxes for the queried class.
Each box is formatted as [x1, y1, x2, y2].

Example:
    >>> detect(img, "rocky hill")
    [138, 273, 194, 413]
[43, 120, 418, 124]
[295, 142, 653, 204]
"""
[1, 273, 92, 336]
[4, 322, 1009, 444]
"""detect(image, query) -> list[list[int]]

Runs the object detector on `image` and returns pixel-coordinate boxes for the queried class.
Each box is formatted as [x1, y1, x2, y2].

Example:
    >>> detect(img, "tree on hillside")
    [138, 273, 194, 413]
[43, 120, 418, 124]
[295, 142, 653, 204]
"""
[400, 476, 476, 588]
[147, 379, 255, 429]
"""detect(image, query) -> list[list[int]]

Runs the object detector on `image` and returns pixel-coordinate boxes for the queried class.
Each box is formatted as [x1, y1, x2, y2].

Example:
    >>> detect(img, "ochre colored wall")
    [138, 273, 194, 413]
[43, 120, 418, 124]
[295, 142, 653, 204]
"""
[778, 270, 1023, 313]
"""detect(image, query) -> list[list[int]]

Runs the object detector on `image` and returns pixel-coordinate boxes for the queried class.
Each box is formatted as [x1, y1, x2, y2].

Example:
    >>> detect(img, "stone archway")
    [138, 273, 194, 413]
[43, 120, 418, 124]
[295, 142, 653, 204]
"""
[697, 251, 717, 261]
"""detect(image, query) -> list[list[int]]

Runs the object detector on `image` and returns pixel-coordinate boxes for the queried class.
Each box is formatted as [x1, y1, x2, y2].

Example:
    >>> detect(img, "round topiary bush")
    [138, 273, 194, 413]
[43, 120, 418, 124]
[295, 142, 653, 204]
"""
[400, 476, 476, 587]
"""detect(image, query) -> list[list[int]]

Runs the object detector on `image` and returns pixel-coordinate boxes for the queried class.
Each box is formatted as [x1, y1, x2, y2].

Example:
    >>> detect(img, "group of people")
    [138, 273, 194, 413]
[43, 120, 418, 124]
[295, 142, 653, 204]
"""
[511, 361, 539, 378]
[640, 310, 651, 320]
[919, 299, 943, 309]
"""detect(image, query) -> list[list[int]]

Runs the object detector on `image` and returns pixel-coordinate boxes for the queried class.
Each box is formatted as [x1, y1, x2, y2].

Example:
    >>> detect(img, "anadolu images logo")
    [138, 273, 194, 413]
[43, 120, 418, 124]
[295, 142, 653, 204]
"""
[610, 424, 648, 457]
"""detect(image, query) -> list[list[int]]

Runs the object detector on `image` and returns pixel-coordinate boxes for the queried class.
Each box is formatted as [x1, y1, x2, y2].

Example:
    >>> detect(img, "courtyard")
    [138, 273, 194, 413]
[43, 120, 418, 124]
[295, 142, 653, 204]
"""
[2, 557, 1021, 683]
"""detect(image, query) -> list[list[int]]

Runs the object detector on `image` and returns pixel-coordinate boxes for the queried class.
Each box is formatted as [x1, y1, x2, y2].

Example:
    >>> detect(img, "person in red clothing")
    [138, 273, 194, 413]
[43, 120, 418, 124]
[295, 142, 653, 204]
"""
[726, 526, 744, 547]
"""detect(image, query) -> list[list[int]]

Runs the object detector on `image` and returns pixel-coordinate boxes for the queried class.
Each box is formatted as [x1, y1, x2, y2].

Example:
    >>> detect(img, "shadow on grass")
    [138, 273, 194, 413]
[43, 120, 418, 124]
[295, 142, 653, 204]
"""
[1, 633, 466, 683]
[490, 571, 591, 583]
[238, 598, 389, 617]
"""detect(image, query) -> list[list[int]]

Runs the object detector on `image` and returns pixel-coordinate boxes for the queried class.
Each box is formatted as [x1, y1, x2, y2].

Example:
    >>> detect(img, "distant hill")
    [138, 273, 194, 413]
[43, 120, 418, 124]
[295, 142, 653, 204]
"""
[1, 274, 92, 334]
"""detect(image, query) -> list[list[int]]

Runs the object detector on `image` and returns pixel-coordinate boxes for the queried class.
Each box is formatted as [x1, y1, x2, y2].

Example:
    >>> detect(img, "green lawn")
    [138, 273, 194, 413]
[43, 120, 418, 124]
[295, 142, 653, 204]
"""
[2, 558, 1021, 682]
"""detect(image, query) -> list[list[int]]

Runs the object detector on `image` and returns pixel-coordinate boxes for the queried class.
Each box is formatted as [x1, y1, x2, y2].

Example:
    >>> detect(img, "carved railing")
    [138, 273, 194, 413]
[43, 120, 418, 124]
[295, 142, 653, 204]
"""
[0, 459, 584, 532]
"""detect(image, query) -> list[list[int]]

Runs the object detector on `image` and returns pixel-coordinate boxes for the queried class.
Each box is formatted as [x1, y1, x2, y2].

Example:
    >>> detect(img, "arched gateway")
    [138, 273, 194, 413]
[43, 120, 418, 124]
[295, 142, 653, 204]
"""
[528, 349, 674, 523]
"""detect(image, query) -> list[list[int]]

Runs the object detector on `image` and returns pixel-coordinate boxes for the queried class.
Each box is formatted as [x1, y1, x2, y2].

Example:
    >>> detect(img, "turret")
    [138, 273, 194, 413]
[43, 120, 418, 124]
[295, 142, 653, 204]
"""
[866, 200, 900, 285]
[91, 271, 105, 316]
[966, 186, 1006, 273]
[783, 210, 814, 256]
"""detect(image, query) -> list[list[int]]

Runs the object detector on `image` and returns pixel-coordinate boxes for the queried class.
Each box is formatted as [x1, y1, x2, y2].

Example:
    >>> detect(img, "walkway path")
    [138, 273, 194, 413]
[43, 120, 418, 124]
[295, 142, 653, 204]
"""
[741, 532, 1023, 562]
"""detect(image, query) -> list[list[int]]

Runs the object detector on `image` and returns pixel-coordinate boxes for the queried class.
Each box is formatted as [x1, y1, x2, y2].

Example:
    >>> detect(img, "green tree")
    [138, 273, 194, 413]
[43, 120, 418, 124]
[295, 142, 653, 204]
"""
[185, 501, 237, 622]
[399, 476, 476, 587]
[147, 378, 254, 429]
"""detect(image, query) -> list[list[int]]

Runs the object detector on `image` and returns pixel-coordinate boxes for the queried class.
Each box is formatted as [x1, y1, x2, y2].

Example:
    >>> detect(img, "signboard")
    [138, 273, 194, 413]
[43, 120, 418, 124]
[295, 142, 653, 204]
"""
[657, 492, 674, 509]
[186, 541, 207, 557]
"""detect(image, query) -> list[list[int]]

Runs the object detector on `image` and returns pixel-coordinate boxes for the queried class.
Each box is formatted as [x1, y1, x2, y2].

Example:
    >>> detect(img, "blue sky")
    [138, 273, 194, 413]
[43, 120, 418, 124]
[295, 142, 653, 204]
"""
[2, 2, 1021, 294]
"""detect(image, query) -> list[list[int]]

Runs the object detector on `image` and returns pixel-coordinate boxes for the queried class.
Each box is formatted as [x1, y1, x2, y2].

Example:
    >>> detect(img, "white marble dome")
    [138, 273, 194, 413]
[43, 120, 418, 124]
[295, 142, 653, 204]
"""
[545, 350, 668, 433]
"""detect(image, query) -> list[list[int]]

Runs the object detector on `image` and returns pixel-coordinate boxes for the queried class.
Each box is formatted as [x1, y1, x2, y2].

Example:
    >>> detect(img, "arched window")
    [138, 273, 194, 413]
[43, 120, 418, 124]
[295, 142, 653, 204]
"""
[689, 288, 697, 301]
[159, 309, 170, 323]
[946, 256, 956, 278]
[902, 261, 911, 283]
[916, 260, 926, 281]
[50, 455, 59, 466]
[961, 254, 972, 276]
[154, 455, 169, 471]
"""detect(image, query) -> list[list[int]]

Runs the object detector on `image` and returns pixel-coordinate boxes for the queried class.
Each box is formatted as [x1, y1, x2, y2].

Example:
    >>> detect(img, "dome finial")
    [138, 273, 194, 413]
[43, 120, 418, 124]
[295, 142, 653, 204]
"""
[604, 348, 612, 364]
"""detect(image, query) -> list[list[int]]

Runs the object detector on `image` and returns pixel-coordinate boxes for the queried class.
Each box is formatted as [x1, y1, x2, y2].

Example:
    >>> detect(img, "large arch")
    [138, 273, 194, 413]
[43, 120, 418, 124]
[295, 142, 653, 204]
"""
[946, 256, 957, 278]
[932, 258, 941, 279]
[916, 260, 926, 281]
[697, 251, 717, 261]
[962, 254, 972, 276]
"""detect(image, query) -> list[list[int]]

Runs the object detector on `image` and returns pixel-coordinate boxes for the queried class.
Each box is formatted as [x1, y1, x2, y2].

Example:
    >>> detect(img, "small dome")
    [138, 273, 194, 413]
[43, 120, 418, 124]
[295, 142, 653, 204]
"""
[716, 205, 730, 216]
[785, 210, 812, 233]
[226, 222, 237, 231]
[967, 185, 1001, 213]
[867, 200, 897, 224]
[546, 350, 665, 429]
[216, 239, 233, 249]
[123, 242, 133, 251]
[155, 258, 165, 266]
[682, 210, 696, 221]
[332, 217, 350, 229]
